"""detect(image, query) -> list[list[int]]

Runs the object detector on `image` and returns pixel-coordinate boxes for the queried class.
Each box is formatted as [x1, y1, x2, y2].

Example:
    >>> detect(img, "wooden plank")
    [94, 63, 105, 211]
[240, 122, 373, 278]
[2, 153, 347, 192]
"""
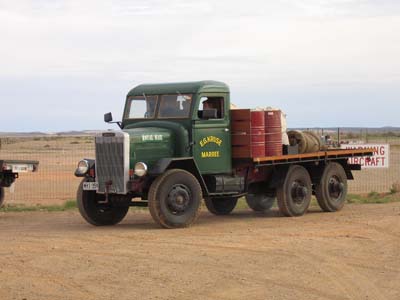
[231, 109, 252, 159]
[230, 109, 251, 121]
[232, 145, 251, 158]
[231, 121, 250, 133]
[231, 134, 251, 146]
[253, 148, 374, 164]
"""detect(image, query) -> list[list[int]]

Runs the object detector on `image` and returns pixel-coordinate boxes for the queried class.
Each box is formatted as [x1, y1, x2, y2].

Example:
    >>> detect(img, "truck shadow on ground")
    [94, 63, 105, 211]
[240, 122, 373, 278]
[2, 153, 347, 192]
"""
[0, 207, 327, 233]
[194, 207, 325, 225]
[114, 207, 327, 230]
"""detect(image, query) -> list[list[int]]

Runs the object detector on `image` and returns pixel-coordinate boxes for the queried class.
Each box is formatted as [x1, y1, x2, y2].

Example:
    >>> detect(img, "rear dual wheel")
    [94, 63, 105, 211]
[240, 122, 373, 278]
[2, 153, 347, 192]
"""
[205, 197, 238, 215]
[246, 194, 275, 212]
[315, 163, 347, 212]
[277, 165, 312, 217]
[277, 163, 348, 217]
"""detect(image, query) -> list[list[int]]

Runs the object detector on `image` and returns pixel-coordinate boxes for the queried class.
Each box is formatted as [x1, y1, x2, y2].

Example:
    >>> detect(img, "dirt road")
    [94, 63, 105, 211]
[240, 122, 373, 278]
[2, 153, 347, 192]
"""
[1, 203, 399, 300]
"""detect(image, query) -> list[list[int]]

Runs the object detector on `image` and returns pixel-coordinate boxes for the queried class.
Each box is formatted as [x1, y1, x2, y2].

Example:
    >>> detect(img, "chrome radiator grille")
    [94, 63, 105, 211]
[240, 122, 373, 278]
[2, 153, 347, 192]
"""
[95, 131, 129, 194]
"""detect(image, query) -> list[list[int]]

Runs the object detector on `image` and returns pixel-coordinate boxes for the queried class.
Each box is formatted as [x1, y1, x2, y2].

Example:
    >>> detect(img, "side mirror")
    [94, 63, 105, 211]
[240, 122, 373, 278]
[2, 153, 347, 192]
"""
[202, 109, 218, 120]
[104, 112, 123, 129]
[104, 112, 113, 123]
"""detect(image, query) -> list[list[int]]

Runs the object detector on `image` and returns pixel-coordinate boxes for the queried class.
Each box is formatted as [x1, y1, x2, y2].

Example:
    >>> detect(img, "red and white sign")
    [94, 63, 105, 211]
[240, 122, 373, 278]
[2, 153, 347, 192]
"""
[341, 144, 390, 168]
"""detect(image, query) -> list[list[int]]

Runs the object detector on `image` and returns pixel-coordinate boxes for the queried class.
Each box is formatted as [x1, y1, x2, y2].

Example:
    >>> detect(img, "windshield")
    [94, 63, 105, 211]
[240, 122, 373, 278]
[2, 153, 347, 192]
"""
[126, 94, 192, 119]
[158, 94, 192, 118]
[126, 95, 158, 119]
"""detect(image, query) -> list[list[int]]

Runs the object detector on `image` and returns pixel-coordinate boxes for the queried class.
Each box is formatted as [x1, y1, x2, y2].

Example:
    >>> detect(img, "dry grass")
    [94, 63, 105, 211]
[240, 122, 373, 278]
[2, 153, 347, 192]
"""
[0, 200, 77, 212]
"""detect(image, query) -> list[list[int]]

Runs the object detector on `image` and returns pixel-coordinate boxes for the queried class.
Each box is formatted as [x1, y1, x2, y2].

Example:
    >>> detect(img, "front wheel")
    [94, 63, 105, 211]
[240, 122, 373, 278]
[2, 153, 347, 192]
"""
[204, 197, 238, 215]
[0, 187, 4, 207]
[148, 169, 202, 229]
[277, 165, 312, 217]
[77, 180, 129, 226]
[315, 163, 348, 212]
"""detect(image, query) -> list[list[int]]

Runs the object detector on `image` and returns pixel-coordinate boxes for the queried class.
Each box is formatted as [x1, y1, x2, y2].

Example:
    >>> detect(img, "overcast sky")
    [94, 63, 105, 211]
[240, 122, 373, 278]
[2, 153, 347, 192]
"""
[1, 0, 400, 132]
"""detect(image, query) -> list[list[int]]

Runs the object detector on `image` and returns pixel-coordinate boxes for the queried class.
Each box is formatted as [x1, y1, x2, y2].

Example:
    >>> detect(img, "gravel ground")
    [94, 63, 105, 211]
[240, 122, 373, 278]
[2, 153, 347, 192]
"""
[1, 203, 399, 300]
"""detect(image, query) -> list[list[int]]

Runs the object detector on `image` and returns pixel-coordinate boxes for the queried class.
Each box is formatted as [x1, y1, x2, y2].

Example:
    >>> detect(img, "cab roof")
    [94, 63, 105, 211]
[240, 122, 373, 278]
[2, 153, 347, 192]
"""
[127, 80, 229, 97]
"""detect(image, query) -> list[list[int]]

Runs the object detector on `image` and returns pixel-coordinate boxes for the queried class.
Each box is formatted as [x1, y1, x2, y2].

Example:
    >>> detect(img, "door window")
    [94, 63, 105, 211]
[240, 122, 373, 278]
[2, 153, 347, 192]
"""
[198, 96, 224, 120]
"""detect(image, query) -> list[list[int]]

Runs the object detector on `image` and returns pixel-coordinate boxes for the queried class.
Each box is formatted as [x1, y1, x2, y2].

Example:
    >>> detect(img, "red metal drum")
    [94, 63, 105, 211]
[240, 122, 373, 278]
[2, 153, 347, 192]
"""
[265, 110, 282, 156]
[250, 111, 265, 157]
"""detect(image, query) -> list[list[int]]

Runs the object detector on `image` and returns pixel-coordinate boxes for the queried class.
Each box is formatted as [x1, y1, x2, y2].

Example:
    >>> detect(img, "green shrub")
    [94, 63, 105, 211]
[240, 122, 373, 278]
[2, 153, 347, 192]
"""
[390, 182, 400, 194]
[368, 191, 379, 198]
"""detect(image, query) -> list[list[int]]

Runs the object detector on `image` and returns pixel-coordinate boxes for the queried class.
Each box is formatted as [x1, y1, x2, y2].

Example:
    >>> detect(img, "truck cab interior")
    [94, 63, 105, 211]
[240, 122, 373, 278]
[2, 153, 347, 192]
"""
[198, 96, 224, 120]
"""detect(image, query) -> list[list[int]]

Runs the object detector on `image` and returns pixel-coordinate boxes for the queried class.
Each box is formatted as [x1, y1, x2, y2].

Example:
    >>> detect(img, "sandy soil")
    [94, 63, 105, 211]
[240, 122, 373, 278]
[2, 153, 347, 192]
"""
[0, 203, 399, 300]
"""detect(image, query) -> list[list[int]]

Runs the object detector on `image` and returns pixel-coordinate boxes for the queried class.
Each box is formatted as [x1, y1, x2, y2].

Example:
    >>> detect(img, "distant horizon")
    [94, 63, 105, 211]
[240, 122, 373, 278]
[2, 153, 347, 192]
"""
[2, 126, 400, 136]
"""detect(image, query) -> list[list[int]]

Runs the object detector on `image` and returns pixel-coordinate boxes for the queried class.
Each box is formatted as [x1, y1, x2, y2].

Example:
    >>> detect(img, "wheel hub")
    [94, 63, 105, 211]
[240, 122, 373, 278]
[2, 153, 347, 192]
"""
[167, 185, 191, 214]
[328, 176, 343, 199]
[291, 181, 308, 204]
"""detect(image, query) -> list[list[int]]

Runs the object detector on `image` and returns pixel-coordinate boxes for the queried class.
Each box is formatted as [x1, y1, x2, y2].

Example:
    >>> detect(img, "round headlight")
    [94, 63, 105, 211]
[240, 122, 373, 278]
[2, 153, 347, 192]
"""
[134, 162, 148, 177]
[77, 160, 89, 175]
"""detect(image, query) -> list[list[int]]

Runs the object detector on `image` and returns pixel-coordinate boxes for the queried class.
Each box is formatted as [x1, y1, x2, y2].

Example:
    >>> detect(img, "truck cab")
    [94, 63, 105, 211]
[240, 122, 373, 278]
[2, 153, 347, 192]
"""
[122, 80, 232, 174]
[76, 81, 246, 227]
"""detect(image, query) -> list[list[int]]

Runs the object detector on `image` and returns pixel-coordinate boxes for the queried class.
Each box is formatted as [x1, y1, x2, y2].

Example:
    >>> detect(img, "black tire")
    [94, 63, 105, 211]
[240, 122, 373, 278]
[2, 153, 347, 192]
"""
[204, 197, 238, 215]
[148, 169, 202, 229]
[77, 180, 129, 226]
[277, 165, 312, 217]
[0, 187, 4, 208]
[315, 163, 348, 212]
[245, 194, 275, 212]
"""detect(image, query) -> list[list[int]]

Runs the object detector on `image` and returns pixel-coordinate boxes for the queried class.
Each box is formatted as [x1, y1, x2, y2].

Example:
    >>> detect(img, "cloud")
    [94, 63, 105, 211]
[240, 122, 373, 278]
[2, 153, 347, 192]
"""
[0, 0, 399, 131]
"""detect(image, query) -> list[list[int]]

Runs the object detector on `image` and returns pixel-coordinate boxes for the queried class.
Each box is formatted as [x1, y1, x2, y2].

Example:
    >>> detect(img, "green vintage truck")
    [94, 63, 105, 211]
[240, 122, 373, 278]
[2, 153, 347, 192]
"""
[74, 81, 372, 228]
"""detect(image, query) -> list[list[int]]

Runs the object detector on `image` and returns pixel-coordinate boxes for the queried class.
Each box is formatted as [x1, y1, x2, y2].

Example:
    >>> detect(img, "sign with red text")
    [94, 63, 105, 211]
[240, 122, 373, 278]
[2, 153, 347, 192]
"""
[341, 144, 389, 168]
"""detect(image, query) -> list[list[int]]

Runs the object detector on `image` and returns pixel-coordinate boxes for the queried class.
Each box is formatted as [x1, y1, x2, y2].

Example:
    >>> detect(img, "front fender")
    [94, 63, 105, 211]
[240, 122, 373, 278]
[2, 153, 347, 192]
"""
[150, 157, 209, 196]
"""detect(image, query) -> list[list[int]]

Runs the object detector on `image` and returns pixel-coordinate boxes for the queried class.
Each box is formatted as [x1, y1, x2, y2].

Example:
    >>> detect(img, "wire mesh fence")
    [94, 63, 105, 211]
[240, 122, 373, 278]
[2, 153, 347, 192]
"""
[0, 136, 94, 205]
[0, 130, 399, 205]
[300, 128, 400, 194]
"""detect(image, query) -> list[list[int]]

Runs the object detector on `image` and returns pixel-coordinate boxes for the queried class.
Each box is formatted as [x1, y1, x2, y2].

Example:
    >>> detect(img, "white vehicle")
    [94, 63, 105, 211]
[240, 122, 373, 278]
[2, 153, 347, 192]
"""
[0, 160, 39, 207]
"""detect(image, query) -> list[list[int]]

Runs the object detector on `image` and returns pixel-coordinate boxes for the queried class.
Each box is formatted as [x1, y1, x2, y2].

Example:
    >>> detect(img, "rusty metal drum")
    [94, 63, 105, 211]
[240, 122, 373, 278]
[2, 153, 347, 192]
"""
[250, 111, 265, 157]
[265, 110, 282, 156]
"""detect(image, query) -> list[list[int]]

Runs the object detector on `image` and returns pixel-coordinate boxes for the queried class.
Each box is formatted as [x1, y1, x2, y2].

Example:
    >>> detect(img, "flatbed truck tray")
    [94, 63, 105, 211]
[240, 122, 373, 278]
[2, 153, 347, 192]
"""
[253, 149, 374, 166]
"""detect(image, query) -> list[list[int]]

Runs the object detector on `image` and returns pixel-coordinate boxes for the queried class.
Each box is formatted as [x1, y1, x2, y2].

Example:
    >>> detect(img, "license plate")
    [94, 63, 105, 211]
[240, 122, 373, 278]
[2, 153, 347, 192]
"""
[12, 164, 34, 173]
[83, 182, 98, 191]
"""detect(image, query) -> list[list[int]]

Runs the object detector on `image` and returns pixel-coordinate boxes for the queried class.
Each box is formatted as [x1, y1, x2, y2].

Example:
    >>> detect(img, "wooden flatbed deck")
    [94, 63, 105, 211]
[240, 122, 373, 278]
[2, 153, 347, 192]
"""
[253, 149, 374, 166]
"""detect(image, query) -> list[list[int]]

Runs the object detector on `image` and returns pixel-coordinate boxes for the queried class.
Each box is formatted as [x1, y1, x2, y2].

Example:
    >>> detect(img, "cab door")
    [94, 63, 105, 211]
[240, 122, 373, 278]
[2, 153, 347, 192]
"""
[192, 94, 232, 174]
